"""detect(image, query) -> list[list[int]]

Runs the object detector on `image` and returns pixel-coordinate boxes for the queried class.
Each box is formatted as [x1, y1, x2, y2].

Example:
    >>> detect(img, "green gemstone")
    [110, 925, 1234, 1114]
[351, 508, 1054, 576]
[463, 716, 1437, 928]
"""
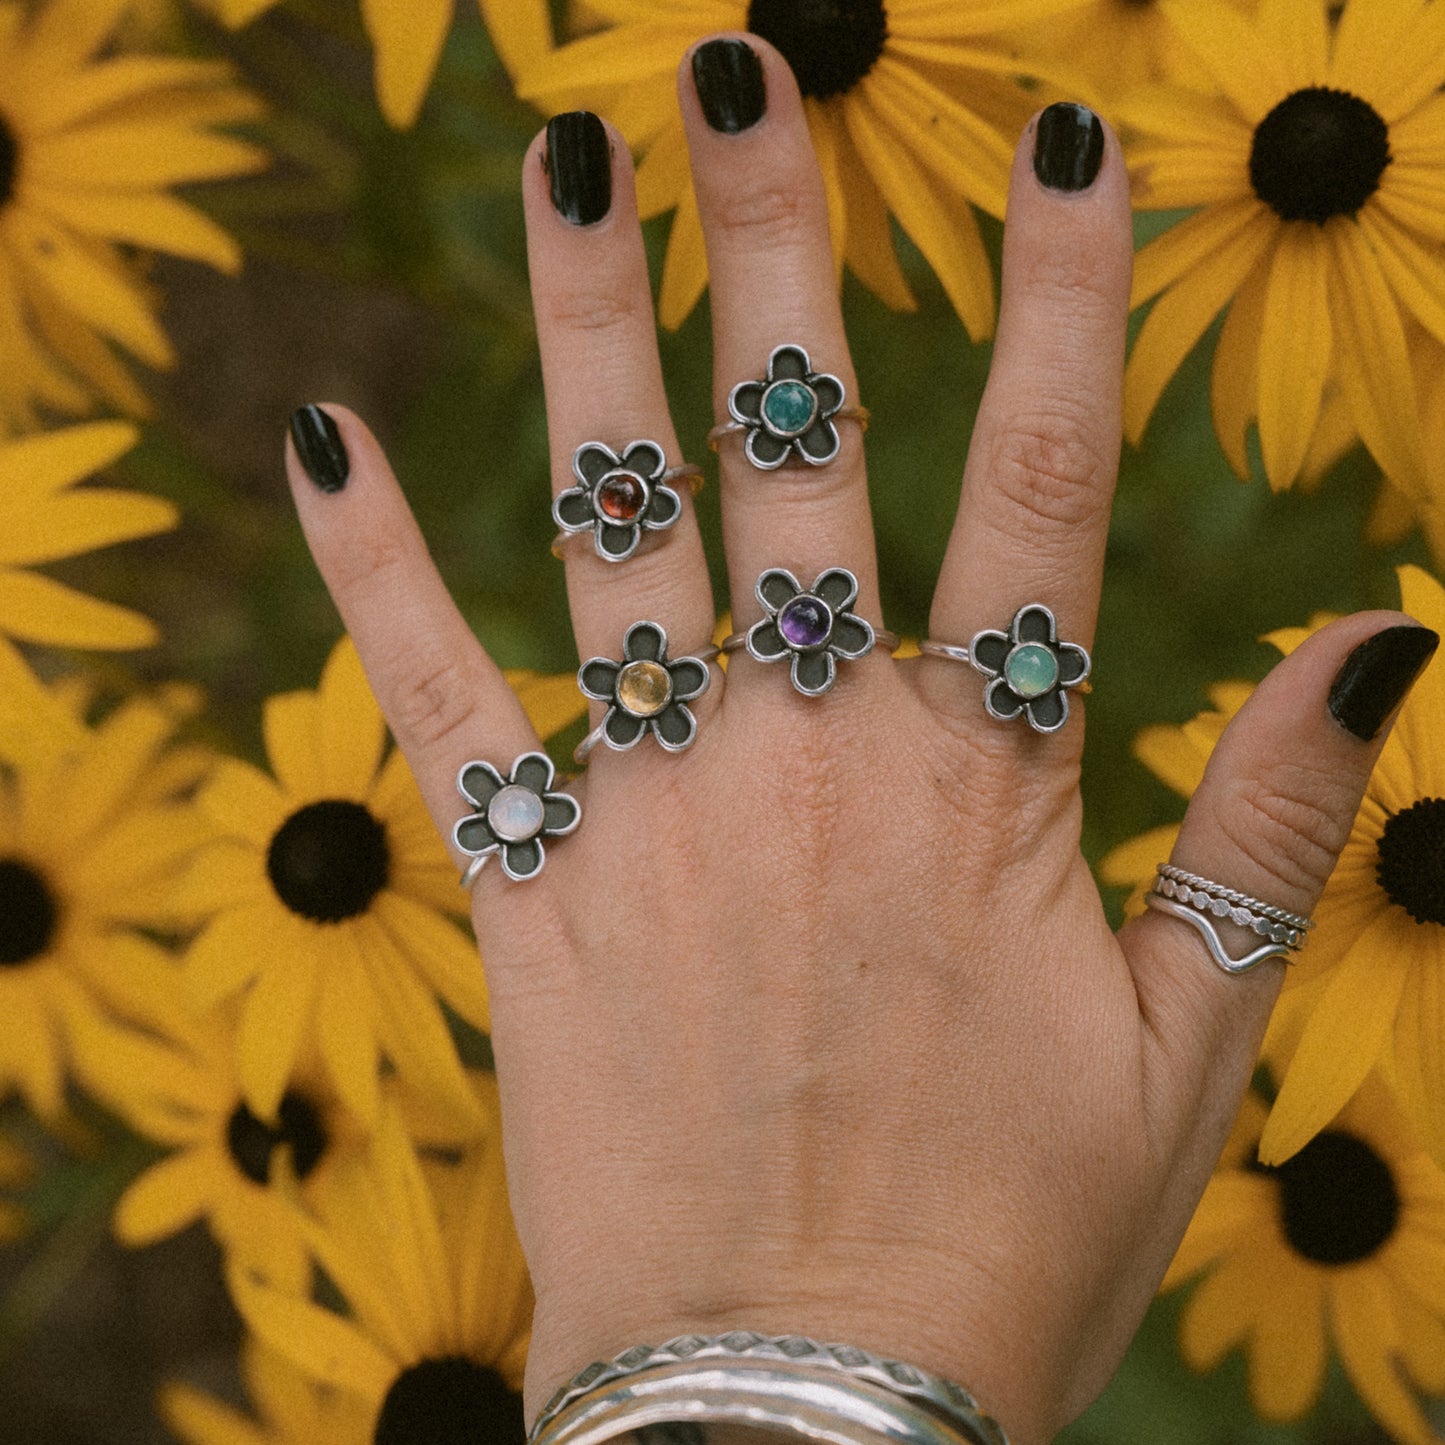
[761, 379, 817, 437]
[1004, 642, 1059, 699]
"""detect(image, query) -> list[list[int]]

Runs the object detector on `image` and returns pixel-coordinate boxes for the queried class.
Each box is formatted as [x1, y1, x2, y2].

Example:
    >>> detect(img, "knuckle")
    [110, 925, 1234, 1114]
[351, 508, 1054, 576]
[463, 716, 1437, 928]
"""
[542, 281, 649, 337]
[1212, 763, 1353, 898]
[983, 404, 1113, 534]
[328, 532, 411, 605]
[709, 177, 816, 250]
[384, 650, 480, 752]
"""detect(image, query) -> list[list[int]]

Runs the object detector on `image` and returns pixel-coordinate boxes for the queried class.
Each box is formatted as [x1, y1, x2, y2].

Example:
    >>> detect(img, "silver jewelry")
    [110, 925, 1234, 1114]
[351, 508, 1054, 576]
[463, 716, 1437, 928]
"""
[1146, 863, 1312, 974]
[454, 751, 579, 884]
[721, 567, 883, 696]
[575, 623, 717, 762]
[707, 343, 868, 469]
[922, 604, 1089, 734]
[529, 1334, 1009, 1445]
[552, 440, 702, 562]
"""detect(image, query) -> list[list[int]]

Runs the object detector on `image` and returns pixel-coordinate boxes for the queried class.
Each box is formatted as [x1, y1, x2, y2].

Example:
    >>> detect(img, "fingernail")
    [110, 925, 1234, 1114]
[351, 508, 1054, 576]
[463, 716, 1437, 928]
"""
[692, 38, 766, 134]
[289, 405, 349, 493]
[544, 111, 611, 225]
[1328, 623, 1439, 740]
[1033, 102, 1105, 193]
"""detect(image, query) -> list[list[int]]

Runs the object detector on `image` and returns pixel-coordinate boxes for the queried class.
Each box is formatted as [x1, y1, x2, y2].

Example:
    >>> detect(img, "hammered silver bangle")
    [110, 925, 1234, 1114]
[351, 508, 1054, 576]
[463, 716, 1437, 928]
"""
[529, 1334, 1009, 1445]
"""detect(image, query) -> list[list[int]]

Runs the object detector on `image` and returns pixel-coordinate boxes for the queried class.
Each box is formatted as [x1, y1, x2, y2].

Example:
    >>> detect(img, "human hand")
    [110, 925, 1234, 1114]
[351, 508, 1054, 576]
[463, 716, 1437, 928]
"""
[283, 36, 1433, 1444]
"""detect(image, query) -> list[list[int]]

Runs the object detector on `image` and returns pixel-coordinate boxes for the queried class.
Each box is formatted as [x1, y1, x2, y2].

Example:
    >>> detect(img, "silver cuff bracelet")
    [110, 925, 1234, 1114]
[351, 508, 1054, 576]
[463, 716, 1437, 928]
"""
[529, 1335, 1009, 1445]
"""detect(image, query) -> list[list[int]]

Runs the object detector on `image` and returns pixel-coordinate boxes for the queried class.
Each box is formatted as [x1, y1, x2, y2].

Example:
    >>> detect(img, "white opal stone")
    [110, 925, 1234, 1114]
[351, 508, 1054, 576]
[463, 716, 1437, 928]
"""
[487, 784, 545, 843]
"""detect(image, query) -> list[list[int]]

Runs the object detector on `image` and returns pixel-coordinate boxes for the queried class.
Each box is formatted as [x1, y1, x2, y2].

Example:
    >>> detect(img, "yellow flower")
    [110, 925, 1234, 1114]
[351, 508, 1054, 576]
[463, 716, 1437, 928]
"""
[1122, 0, 1445, 496]
[516, 0, 1093, 335]
[1100, 565, 1445, 1174]
[0, 421, 176, 767]
[0, 0, 268, 429]
[162, 1342, 377, 1445]
[207, 0, 553, 128]
[0, 680, 210, 1120]
[179, 636, 584, 1133]
[231, 1086, 531, 1444]
[1162, 1071, 1445, 1444]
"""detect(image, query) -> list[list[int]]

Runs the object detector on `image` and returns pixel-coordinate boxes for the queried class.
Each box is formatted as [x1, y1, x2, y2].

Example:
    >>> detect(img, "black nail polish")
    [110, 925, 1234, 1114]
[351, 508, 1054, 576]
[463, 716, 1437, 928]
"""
[289, 405, 349, 493]
[545, 111, 611, 225]
[1033, 102, 1105, 193]
[692, 38, 766, 134]
[1328, 624, 1439, 740]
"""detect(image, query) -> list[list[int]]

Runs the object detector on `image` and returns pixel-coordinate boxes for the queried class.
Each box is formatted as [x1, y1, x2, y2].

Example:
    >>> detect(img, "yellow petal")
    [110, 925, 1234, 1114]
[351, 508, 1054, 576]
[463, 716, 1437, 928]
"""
[184, 903, 269, 1009]
[0, 568, 157, 648]
[1248, 1258, 1327, 1421]
[1387, 929, 1445, 1169]
[1158, 0, 1289, 124]
[1210, 253, 1268, 478]
[1132, 721, 1210, 797]
[0, 419, 138, 497]
[316, 934, 381, 1129]
[1328, 218, 1428, 497]
[362, 0, 451, 128]
[1162, 1172, 1271, 1289]
[320, 636, 387, 798]
[25, 121, 267, 189]
[159, 1381, 269, 1445]
[513, 25, 683, 105]
[0, 638, 88, 768]
[476, 0, 553, 81]
[201, 759, 289, 845]
[837, 122, 916, 312]
[1125, 205, 1275, 445]
[21, 57, 239, 134]
[1256, 0, 1328, 93]
[262, 690, 322, 803]
[1331, 1271, 1437, 1445]
[1358, 206, 1445, 349]
[239, 943, 320, 1121]
[0, 487, 176, 567]
[656, 181, 708, 332]
[113, 1148, 215, 1245]
[375, 891, 489, 1034]
[632, 116, 690, 222]
[1256, 225, 1331, 490]
[16, 0, 129, 86]
[1260, 936, 1409, 1164]
[1178, 1249, 1256, 1369]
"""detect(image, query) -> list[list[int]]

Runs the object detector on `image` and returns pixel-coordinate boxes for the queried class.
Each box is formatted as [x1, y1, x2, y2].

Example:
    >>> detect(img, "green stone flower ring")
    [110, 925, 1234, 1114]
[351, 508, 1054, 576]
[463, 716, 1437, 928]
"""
[722, 567, 896, 697]
[1146, 863, 1313, 975]
[574, 621, 717, 762]
[924, 604, 1090, 733]
[707, 344, 869, 470]
[455, 752, 580, 885]
[551, 440, 703, 563]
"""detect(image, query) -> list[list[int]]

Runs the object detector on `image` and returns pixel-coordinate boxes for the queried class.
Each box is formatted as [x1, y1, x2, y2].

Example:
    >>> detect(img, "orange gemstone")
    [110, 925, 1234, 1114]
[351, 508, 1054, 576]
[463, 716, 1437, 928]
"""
[597, 472, 646, 521]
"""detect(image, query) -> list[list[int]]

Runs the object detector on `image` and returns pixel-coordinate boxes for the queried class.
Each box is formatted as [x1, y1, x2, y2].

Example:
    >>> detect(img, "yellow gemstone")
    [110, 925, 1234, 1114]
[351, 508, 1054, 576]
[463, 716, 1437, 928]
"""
[617, 660, 672, 717]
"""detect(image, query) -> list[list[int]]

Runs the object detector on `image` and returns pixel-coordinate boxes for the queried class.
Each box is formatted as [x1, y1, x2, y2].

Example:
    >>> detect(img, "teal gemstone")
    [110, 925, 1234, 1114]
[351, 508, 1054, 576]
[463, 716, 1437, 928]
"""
[761, 379, 817, 437]
[1004, 642, 1059, 699]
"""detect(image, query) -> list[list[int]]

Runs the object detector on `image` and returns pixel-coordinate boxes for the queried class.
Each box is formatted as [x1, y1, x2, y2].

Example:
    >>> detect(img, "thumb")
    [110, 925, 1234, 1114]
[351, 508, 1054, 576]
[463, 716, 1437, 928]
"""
[1118, 611, 1437, 1129]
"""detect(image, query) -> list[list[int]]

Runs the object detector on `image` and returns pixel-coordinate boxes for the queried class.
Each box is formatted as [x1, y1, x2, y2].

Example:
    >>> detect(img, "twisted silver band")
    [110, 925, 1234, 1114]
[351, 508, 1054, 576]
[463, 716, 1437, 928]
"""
[529, 1334, 1008, 1445]
[1146, 863, 1312, 975]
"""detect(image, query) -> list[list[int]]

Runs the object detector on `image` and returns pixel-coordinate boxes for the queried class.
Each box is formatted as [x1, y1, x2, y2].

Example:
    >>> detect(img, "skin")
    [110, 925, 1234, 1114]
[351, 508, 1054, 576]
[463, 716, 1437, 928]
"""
[285, 38, 1420, 1444]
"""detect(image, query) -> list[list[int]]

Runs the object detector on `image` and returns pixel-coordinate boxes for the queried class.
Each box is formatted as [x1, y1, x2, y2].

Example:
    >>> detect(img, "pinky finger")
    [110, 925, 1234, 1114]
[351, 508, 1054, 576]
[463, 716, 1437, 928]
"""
[285, 404, 543, 860]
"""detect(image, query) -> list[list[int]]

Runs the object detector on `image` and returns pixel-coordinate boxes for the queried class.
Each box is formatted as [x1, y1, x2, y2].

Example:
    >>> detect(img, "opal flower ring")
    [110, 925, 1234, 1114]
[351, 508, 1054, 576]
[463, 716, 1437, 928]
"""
[921, 603, 1090, 734]
[721, 567, 897, 697]
[575, 621, 717, 762]
[455, 752, 581, 884]
[551, 439, 703, 563]
[707, 343, 869, 470]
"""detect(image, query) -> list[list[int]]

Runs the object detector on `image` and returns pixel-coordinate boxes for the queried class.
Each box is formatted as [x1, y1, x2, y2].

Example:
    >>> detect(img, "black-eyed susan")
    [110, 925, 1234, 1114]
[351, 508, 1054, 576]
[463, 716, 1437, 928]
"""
[1100, 565, 1445, 1175]
[162, 1341, 376, 1445]
[207, 0, 552, 128]
[1122, 0, 1445, 496]
[0, 680, 210, 1120]
[0, 0, 268, 429]
[231, 1087, 530, 1445]
[178, 637, 585, 1133]
[1162, 1069, 1445, 1444]
[515, 0, 1093, 335]
[0, 421, 176, 767]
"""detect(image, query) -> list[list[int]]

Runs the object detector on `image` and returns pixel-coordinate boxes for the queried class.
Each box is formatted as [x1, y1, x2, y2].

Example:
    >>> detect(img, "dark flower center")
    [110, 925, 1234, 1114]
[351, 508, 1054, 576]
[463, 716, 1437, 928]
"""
[0, 858, 59, 967]
[1376, 796, 1445, 925]
[266, 799, 390, 923]
[1249, 86, 1391, 223]
[225, 1091, 328, 1185]
[747, 0, 888, 100]
[374, 1356, 525, 1445]
[0, 112, 17, 210]
[1266, 1129, 1400, 1265]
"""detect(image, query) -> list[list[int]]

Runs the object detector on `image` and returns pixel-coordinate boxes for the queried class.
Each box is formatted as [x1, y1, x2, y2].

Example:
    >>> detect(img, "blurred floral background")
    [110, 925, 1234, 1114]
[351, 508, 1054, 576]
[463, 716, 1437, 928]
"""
[2, 0, 1444, 1441]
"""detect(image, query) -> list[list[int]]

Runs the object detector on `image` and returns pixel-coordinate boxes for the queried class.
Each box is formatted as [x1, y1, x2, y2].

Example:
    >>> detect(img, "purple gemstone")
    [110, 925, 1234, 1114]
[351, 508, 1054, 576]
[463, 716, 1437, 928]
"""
[778, 596, 832, 649]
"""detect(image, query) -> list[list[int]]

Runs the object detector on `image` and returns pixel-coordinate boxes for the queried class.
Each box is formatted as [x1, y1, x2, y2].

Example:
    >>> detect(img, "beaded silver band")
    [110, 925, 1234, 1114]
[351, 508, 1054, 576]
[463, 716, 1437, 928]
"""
[529, 1334, 1008, 1445]
[1146, 863, 1312, 975]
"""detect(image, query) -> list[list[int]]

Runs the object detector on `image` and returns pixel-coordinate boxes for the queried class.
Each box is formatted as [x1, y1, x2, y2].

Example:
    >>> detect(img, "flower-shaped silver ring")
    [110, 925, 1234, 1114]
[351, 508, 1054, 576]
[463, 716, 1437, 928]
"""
[551, 439, 701, 563]
[927, 603, 1090, 734]
[707, 344, 868, 470]
[721, 567, 895, 696]
[575, 621, 715, 762]
[454, 752, 580, 884]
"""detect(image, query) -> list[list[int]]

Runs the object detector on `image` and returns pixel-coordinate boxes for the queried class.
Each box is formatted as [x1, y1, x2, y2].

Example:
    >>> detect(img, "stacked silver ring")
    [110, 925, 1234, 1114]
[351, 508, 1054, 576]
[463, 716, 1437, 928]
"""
[1146, 863, 1312, 975]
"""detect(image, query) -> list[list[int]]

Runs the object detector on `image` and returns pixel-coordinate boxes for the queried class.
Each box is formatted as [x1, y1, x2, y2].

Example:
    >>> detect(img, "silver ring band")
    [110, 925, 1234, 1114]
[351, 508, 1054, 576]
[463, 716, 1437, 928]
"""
[707, 406, 870, 448]
[720, 627, 900, 654]
[1146, 862, 1312, 975]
